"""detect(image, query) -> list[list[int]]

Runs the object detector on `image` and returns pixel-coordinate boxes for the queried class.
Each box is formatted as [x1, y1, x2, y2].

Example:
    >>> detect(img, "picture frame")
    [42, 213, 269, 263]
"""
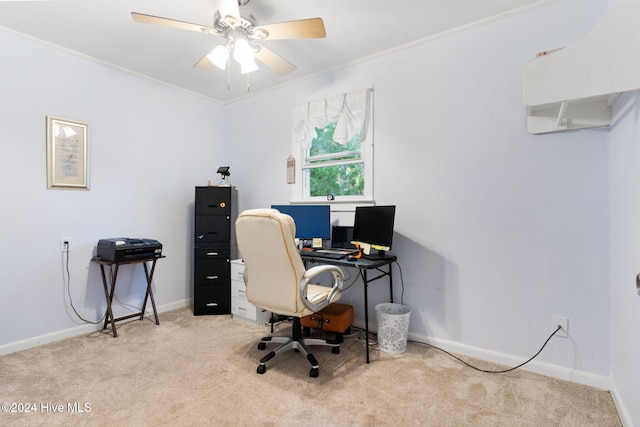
[46, 116, 89, 190]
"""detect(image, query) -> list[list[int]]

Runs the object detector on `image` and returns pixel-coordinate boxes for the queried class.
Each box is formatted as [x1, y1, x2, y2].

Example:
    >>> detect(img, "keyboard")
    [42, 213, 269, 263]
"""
[300, 248, 357, 260]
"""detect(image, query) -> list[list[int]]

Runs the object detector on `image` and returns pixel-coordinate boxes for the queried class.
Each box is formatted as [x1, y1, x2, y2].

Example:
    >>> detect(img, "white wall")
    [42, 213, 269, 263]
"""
[0, 30, 226, 347]
[601, 2, 640, 424]
[609, 91, 640, 427]
[226, 0, 613, 383]
[3, 0, 640, 424]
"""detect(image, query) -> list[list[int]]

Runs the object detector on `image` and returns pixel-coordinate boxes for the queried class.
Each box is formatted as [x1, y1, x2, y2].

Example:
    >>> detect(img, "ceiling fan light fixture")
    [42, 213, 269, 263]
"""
[207, 44, 229, 70]
[233, 38, 255, 64]
[240, 57, 259, 74]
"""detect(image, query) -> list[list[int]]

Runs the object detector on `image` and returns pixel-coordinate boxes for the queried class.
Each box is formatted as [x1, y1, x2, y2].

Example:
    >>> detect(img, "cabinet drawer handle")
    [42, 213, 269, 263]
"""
[238, 289, 246, 296]
[206, 303, 218, 307]
[207, 252, 219, 256]
[238, 306, 247, 313]
[206, 275, 219, 280]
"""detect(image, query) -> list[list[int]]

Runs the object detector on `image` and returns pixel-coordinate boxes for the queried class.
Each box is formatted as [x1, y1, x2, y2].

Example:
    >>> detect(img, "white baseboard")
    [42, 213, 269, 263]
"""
[352, 318, 612, 390]
[406, 332, 612, 390]
[415, 332, 636, 424]
[0, 299, 191, 356]
[609, 382, 634, 427]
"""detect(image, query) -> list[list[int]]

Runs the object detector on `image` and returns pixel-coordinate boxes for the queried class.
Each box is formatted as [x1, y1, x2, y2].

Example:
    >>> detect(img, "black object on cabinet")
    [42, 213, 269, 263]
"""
[193, 186, 238, 315]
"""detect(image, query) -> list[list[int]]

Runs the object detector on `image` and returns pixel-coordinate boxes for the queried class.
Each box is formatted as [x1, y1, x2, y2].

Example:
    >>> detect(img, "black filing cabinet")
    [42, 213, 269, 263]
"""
[193, 186, 238, 315]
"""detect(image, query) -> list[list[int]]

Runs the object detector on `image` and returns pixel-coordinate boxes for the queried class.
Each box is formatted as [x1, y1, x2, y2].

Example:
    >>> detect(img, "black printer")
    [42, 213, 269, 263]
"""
[97, 238, 163, 262]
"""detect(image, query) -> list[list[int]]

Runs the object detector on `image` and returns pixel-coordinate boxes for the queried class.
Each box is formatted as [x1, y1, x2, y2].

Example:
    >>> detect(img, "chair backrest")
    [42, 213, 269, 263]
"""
[235, 209, 307, 317]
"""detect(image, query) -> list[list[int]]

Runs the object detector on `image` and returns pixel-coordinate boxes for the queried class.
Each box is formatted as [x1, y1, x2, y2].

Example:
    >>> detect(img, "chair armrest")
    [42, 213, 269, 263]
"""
[299, 265, 344, 313]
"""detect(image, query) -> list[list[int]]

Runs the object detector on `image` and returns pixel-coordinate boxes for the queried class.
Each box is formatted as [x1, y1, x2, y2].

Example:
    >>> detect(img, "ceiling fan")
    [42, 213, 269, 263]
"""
[131, 0, 326, 78]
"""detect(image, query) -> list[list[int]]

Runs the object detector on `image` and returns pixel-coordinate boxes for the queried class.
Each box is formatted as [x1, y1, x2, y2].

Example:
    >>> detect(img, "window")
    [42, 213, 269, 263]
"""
[291, 88, 373, 204]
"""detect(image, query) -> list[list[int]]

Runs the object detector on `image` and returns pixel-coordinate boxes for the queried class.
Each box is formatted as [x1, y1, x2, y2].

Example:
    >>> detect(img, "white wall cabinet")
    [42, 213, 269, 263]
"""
[524, 2, 640, 134]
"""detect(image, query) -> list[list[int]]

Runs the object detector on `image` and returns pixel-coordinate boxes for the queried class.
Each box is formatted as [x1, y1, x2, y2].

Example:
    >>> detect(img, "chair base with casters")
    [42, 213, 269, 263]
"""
[256, 317, 341, 377]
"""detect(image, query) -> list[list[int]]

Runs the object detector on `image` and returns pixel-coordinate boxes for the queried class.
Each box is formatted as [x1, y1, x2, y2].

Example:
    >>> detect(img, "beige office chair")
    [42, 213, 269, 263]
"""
[235, 208, 345, 377]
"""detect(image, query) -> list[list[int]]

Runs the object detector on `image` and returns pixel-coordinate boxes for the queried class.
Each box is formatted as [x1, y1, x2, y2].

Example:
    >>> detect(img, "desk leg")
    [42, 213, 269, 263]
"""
[100, 264, 118, 338]
[389, 263, 394, 303]
[142, 260, 160, 325]
[363, 262, 394, 364]
[363, 269, 370, 364]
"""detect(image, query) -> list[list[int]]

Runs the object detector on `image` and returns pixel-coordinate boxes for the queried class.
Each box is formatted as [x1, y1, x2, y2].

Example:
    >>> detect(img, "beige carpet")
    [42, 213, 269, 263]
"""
[0, 307, 621, 426]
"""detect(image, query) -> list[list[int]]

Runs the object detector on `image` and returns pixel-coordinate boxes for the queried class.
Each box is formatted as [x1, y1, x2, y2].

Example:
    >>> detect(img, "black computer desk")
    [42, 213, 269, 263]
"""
[300, 253, 397, 363]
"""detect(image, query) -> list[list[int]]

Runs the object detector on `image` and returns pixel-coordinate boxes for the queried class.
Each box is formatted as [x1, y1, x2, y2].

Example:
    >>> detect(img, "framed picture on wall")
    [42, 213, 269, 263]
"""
[46, 116, 89, 190]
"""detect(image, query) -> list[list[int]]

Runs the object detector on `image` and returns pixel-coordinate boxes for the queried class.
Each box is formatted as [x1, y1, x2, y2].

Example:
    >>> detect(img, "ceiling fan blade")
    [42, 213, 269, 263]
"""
[255, 18, 326, 40]
[131, 12, 219, 35]
[255, 44, 296, 76]
[194, 54, 215, 69]
[213, 0, 240, 22]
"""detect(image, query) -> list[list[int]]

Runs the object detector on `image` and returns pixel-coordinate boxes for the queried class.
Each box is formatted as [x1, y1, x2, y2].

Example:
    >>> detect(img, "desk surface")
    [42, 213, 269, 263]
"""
[301, 253, 396, 268]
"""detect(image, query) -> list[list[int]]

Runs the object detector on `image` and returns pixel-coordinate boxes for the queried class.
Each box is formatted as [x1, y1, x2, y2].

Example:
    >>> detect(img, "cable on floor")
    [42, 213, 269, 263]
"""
[350, 320, 560, 374]
[412, 325, 562, 374]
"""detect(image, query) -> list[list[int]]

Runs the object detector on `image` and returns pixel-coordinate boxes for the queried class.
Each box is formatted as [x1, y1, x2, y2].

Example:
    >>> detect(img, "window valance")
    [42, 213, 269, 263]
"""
[292, 88, 373, 148]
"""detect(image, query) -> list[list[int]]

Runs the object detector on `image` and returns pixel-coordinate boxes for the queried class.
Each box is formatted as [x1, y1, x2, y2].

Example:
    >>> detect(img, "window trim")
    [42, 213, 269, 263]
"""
[290, 89, 374, 205]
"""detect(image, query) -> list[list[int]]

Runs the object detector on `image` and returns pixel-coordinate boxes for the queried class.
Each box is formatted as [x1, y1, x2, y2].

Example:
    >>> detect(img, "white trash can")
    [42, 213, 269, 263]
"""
[375, 303, 411, 354]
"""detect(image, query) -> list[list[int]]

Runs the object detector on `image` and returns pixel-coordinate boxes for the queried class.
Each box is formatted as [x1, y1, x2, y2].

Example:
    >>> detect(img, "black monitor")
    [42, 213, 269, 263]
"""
[271, 205, 331, 241]
[331, 226, 356, 249]
[352, 205, 396, 257]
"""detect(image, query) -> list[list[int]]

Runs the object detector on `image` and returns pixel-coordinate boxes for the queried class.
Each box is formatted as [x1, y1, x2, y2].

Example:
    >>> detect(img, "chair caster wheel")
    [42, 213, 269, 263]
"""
[258, 342, 267, 350]
[309, 368, 319, 378]
[257, 365, 267, 374]
[332, 346, 340, 354]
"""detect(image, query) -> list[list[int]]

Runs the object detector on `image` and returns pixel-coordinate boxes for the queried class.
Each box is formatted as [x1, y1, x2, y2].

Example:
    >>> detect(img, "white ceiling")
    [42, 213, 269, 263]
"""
[0, 0, 554, 103]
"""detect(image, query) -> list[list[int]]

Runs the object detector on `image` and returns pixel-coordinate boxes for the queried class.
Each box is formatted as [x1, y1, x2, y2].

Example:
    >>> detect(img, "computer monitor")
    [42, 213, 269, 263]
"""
[331, 226, 356, 249]
[270, 205, 331, 241]
[352, 205, 396, 257]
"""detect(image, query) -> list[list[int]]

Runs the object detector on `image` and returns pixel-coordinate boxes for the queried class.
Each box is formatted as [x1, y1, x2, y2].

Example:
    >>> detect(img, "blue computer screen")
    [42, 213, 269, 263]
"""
[271, 205, 331, 240]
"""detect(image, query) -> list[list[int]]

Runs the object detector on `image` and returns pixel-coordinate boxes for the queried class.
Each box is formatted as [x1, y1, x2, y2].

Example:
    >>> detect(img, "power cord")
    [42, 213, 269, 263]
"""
[349, 321, 561, 374]
[341, 269, 360, 292]
[62, 242, 106, 325]
[375, 260, 558, 373]
[412, 325, 562, 374]
[393, 260, 405, 305]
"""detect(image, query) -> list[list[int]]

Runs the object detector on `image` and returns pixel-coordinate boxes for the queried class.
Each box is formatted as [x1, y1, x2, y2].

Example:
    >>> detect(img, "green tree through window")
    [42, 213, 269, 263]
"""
[306, 123, 364, 197]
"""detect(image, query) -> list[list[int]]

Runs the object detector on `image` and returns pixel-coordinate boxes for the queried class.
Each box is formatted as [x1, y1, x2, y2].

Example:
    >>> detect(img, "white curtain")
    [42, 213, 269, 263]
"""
[292, 88, 372, 148]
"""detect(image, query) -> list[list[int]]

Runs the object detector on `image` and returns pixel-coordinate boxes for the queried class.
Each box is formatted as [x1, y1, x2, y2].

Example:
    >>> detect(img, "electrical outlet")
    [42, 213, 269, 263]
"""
[551, 315, 569, 338]
[60, 238, 71, 253]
